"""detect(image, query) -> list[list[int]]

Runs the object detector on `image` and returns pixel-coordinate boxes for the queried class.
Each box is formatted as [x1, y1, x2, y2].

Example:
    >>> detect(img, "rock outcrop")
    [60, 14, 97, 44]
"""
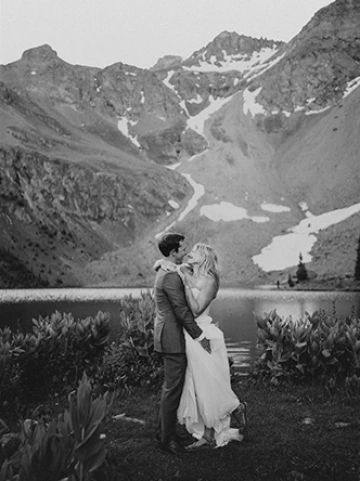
[253, 0, 360, 120]
[0, 144, 189, 286]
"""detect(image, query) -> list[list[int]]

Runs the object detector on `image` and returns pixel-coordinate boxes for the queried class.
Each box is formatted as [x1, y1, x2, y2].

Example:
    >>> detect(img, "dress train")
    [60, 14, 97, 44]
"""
[177, 295, 242, 448]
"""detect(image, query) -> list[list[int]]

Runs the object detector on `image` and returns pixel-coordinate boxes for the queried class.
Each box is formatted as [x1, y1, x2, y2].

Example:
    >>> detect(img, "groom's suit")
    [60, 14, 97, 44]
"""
[154, 267, 203, 445]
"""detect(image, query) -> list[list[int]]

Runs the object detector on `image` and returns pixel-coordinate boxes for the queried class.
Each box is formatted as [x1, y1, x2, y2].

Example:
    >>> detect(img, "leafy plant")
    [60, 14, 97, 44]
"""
[254, 309, 360, 386]
[64, 373, 111, 480]
[100, 291, 163, 390]
[0, 311, 110, 408]
[31, 310, 110, 389]
[0, 373, 111, 481]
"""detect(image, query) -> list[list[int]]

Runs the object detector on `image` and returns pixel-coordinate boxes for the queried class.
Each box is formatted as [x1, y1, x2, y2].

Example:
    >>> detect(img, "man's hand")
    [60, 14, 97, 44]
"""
[200, 337, 211, 354]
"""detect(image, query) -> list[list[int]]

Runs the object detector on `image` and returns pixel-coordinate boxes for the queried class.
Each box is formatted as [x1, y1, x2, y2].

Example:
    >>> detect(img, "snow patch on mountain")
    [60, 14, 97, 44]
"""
[117, 117, 141, 148]
[187, 95, 232, 134]
[168, 199, 179, 209]
[244, 51, 286, 80]
[243, 87, 266, 117]
[253, 202, 360, 271]
[183, 47, 278, 74]
[261, 203, 291, 213]
[188, 93, 204, 104]
[178, 173, 205, 221]
[200, 202, 269, 223]
[344, 76, 360, 98]
[306, 106, 331, 116]
[163, 71, 177, 95]
[117, 117, 129, 136]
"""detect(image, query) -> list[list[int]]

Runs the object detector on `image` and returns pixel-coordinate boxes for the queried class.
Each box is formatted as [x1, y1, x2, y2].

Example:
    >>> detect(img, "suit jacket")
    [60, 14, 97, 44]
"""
[154, 268, 203, 353]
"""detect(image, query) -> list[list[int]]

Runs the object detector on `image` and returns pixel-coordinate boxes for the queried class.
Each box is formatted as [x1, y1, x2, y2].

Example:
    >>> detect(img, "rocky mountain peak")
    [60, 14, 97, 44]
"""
[210, 30, 281, 54]
[252, 0, 360, 120]
[182, 31, 283, 69]
[21, 44, 62, 65]
[294, 0, 360, 46]
[151, 55, 183, 71]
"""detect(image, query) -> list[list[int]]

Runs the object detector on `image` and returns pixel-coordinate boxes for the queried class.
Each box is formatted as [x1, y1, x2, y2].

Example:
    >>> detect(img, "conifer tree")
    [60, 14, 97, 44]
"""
[355, 235, 360, 281]
[287, 274, 294, 287]
[296, 253, 308, 282]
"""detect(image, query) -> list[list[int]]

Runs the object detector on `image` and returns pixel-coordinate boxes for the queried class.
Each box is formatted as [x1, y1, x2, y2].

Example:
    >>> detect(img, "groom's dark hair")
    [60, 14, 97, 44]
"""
[158, 233, 185, 257]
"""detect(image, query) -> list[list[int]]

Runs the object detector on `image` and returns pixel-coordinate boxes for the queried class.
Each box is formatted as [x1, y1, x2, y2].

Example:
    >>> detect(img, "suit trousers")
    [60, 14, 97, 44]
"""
[159, 352, 187, 444]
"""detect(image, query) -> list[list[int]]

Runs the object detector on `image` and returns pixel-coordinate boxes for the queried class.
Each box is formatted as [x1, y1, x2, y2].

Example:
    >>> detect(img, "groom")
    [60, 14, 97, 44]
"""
[154, 232, 211, 455]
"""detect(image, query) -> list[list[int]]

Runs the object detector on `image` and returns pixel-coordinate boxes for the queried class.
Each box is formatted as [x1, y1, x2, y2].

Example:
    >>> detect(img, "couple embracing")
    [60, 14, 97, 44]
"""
[153, 233, 247, 455]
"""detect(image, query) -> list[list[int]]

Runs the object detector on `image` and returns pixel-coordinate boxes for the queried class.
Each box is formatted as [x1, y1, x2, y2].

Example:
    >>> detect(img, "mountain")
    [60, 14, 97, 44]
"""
[0, 0, 359, 289]
[0, 54, 191, 286]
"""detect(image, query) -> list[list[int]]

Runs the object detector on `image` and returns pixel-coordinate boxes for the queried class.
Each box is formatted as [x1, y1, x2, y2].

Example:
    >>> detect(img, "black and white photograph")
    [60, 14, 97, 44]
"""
[1, 0, 360, 479]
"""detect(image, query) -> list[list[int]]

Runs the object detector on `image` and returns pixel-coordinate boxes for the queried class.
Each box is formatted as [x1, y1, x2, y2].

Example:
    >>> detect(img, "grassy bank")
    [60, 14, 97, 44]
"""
[2, 299, 360, 480]
[2, 376, 360, 480]
[89, 377, 360, 481]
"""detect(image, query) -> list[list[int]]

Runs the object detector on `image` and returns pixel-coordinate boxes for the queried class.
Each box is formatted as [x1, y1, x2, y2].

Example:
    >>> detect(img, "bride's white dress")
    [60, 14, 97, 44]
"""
[177, 287, 242, 448]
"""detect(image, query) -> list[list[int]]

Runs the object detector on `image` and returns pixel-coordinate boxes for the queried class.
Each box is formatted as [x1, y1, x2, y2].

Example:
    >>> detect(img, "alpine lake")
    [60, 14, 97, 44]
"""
[1, 287, 359, 375]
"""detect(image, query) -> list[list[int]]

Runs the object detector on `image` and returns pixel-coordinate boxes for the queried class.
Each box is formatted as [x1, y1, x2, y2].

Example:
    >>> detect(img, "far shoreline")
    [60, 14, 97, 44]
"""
[1, 281, 359, 299]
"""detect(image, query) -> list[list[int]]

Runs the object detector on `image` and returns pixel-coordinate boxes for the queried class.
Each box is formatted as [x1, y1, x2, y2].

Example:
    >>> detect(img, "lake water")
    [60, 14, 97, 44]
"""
[0, 288, 359, 375]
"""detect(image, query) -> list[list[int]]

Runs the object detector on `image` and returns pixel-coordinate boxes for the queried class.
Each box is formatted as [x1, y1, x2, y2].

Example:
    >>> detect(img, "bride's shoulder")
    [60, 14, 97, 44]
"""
[202, 272, 219, 296]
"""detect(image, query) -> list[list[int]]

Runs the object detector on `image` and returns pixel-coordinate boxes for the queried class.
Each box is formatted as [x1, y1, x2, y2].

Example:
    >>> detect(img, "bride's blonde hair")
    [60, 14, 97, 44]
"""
[192, 243, 220, 289]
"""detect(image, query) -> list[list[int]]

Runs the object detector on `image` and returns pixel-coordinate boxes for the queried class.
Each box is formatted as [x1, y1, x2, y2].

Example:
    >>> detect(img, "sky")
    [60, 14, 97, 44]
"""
[1, 0, 332, 69]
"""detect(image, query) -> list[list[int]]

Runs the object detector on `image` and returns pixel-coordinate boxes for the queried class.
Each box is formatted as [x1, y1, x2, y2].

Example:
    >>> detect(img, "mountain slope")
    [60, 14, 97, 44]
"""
[0, 0, 359, 288]
[0, 78, 191, 287]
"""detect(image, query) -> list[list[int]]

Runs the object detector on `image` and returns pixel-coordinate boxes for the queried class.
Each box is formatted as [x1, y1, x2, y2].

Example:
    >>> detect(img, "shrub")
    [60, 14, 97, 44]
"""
[0, 373, 110, 481]
[1, 291, 166, 405]
[0, 327, 24, 407]
[0, 311, 110, 407]
[254, 309, 360, 386]
[30, 311, 109, 392]
[100, 291, 163, 390]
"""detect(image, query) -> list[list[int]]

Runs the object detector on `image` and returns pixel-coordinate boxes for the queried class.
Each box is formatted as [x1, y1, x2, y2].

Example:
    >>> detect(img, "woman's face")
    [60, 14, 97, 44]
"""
[187, 247, 205, 266]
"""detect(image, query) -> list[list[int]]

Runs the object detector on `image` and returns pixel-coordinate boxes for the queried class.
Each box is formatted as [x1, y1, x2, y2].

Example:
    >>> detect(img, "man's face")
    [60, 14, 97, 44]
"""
[173, 240, 187, 264]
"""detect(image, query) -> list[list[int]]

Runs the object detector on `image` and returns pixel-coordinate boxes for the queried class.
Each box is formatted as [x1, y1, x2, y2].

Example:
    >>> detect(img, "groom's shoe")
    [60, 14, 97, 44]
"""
[177, 435, 198, 447]
[175, 430, 197, 447]
[160, 439, 190, 455]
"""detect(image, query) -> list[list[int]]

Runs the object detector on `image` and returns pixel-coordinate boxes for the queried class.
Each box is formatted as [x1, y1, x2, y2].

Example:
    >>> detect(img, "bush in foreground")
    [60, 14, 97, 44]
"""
[99, 291, 162, 391]
[254, 309, 360, 386]
[0, 311, 110, 408]
[0, 291, 162, 414]
[0, 373, 110, 481]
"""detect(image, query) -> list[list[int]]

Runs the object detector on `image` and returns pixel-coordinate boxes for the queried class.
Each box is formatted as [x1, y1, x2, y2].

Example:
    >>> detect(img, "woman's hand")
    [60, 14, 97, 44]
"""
[154, 259, 177, 272]
[178, 264, 193, 286]
[176, 265, 185, 281]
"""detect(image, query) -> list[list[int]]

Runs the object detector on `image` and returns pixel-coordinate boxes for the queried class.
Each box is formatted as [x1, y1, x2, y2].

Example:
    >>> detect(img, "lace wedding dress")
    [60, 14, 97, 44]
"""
[177, 287, 242, 448]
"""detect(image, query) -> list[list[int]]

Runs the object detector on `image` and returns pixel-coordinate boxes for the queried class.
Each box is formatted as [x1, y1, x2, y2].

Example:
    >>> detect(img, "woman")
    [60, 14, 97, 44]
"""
[157, 243, 247, 449]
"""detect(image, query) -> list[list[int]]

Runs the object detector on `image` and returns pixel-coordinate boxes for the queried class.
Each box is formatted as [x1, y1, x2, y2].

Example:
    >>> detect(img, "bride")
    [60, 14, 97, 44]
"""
[158, 243, 247, 449]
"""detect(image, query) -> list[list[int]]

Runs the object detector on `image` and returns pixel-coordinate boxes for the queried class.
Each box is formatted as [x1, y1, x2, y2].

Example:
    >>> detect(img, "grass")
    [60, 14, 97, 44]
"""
[2, 376, 360, 480]
[90, 377, 360, 481]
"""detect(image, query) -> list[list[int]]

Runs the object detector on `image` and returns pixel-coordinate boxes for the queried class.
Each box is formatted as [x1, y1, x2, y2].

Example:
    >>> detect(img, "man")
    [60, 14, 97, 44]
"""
[154, 232, 211, 455]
